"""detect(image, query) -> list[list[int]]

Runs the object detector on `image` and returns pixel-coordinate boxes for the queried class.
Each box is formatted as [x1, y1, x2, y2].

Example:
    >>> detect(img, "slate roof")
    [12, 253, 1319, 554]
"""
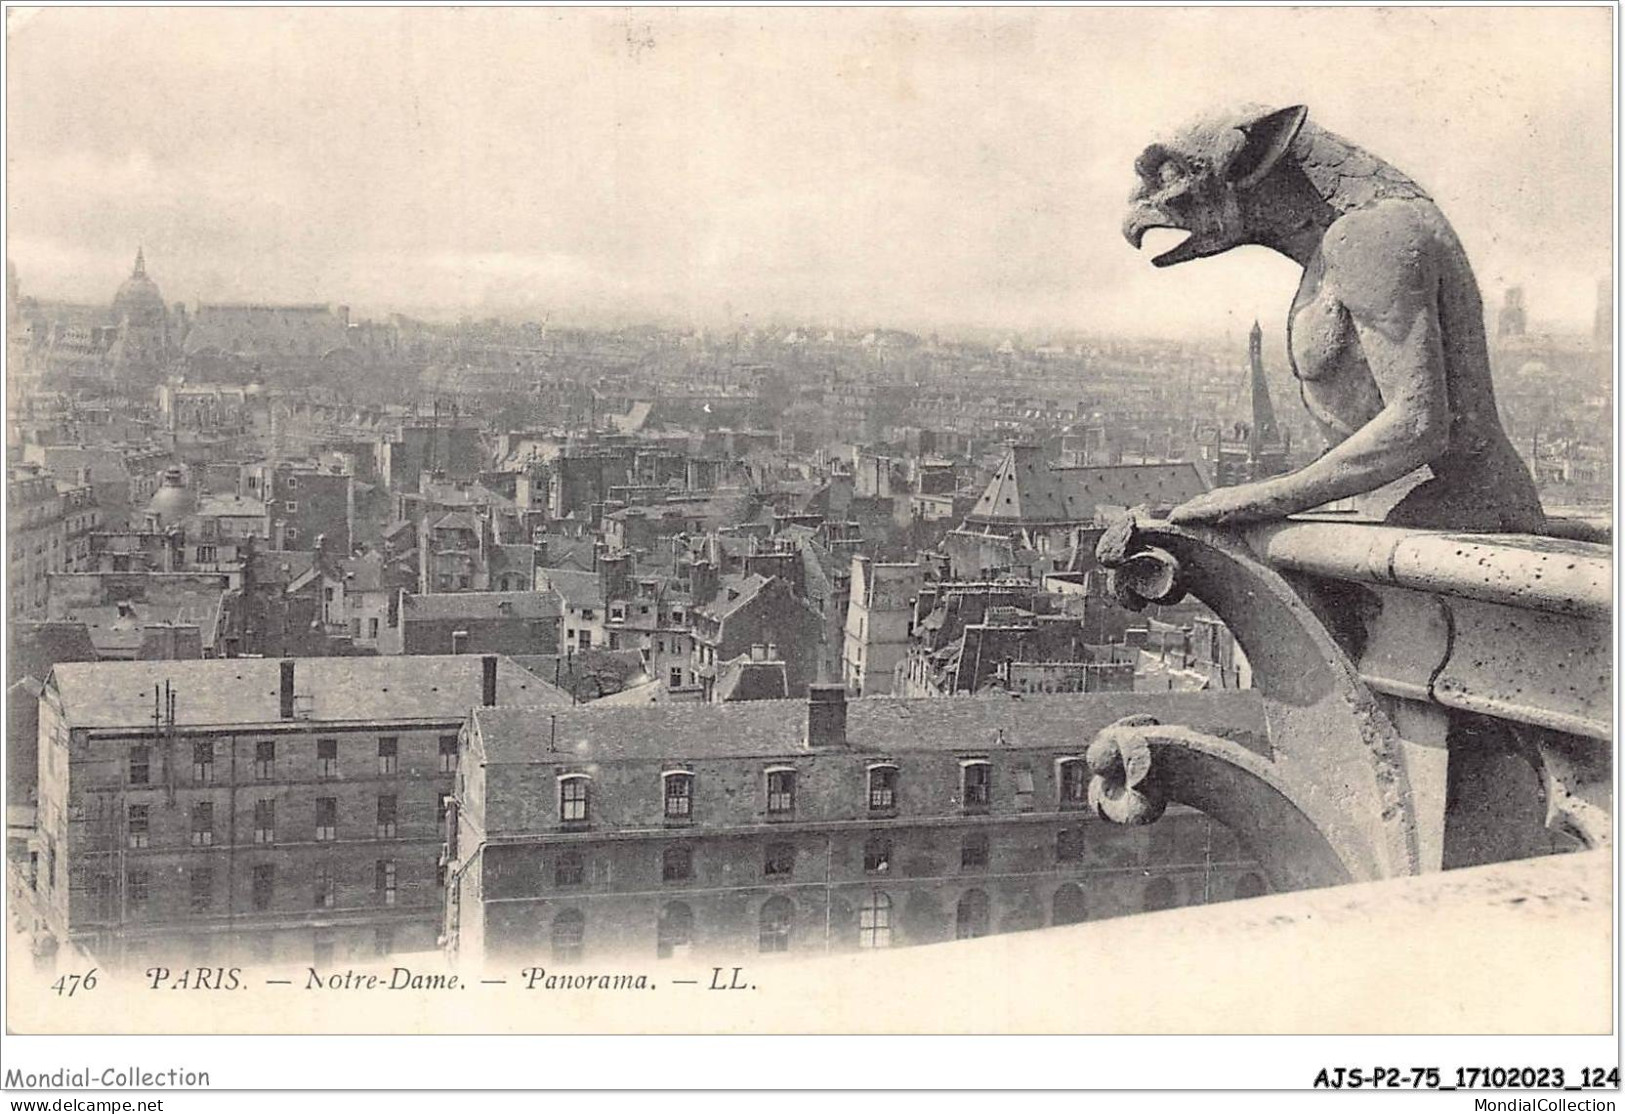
[404, 591, 561, 621]
[473, 688, 1267, 766]
[968, 447, 1208, 526]
[697, 573, 769, 620]
[540, 568, 604, 609]
[48, 654, 567, 730]
[714, 657, 789, 702]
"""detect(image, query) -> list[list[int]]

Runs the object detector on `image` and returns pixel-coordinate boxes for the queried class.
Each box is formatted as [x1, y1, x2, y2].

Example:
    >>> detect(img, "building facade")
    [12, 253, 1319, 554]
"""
[444, 687, 1267, 965]
[32, 655, 566, 970]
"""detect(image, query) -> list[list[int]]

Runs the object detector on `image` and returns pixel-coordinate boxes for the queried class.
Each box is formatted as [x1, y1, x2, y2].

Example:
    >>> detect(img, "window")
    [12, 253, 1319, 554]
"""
[129, 745, 150, 786]
[759, 896, 793, 953]
[197, 544, 217, 563]
[374, 926, 395, 956]
[663, 771, 693, 821]
[555, 850, 586, 887]
[578, 630, 592, 649]
[126, 808, 149, 850]
[315, 797, 337, 842]
[190, 866, 213, 913]
[252, 864, 274, 911]
[127, 868, 150, 909]
[551, 909, 585, 962]
[317, 738, 338, 779]
[559, 775, 590, 824]
[1053, 883, 1088, 926]
[1057, 828, 1085, 862]
[581, 608, 596, 622]
[190, 802, 215, 846]
[376, 860, 397, 906]
[858, 891, 893, 949]
[285, 500, 299, 514]
[377, 738, 398, 775]
[1014, 767, 1036, 811]
[863, 835, 892, 874]
[662, 845, 693, 882]
[669, 667, 683, 689]
[192, 740, 215, 784]
[961, 761, 991, 811]
[368, 617, 380, 639]
[960, 833, 989, 870]
[255, 740, 275, 780]
[656, 902, 694, 959]
[376, 794, 397, 838]
[956, 889, 990, 940]
[765, 768, 796, 816]
[254, 799, 275, 844]
[764, 841, 795, 878]
[868, 764, 897, 811]
[314, 865, 335, 908]
[439, 735, 459, 773]
[1058, 757, 1088, 806]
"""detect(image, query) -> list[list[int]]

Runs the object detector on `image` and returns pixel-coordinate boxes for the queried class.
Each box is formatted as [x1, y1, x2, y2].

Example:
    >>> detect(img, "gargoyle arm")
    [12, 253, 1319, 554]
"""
[1171, 207, 1451, 523]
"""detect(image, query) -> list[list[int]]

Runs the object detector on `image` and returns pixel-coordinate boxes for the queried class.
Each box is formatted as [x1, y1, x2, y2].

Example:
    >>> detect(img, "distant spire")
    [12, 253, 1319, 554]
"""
[133, 246, 146, 278]
[1247, 320, 1279, 457]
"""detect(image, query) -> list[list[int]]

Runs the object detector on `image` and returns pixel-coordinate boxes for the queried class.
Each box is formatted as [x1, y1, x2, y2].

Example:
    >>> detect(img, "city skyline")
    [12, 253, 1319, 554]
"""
[6, 7, 1613, 336]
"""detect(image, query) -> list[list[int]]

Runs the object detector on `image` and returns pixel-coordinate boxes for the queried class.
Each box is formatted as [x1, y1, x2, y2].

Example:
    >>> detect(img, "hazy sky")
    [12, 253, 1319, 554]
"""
[6, 6, 1613, 336]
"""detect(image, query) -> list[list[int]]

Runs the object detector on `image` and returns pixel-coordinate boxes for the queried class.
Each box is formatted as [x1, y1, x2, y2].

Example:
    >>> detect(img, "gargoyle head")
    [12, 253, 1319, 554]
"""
[1124, 104, 1308, 267]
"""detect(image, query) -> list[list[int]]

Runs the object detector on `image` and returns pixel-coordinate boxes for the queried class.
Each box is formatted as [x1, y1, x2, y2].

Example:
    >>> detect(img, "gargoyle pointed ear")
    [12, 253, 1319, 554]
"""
[1229, 105, 1308, 189]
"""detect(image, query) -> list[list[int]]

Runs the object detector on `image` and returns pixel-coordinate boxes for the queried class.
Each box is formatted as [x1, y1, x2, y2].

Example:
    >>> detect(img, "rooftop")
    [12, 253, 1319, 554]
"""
[404, 590, 561, 621]
[48, 654, 567, 730]
[473, 688, 1266, 765]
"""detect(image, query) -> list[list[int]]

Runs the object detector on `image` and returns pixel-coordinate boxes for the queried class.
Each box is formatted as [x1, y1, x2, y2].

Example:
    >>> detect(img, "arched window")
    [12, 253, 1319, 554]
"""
[662, 844, 694, 882]
[858, 891, 893, 949]
[1143, 876, 1177, 913]
[955, 889, 989, 940]
[1053, 883, 1087, 926]
[1234, 872, 1267, 900]
[551, 908, 584, 962]
[656, 901, 694, 959]
[759, 896, 794, 953]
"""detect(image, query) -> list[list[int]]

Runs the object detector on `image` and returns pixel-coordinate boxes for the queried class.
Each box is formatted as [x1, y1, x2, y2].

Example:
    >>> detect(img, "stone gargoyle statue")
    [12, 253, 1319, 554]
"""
[1123, 104, 1546, 533]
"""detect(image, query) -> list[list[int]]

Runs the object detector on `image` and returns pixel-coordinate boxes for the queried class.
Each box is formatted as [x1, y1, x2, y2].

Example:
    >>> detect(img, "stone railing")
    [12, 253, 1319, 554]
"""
[1092, 514, 1612, 890]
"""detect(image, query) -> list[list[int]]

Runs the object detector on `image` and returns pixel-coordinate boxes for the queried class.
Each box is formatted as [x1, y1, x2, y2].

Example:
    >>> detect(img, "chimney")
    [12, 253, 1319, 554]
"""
[452, 629, 469, 655]
[806, 684, 847, 748]
[481, 654, 498, 707]
[279, 659, 295, 719]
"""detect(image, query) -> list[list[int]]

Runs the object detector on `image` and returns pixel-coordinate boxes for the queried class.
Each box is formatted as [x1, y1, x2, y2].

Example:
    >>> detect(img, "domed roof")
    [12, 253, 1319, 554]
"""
[112, 248, 166, 324]
[145, 467, 196, 526]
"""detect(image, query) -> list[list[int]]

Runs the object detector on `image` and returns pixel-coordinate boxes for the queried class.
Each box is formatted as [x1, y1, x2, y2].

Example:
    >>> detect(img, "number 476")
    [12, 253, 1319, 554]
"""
[50, 969, 98, 996]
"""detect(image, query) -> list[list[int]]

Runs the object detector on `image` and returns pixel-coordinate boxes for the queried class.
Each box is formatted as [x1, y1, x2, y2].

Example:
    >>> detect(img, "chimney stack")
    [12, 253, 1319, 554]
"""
[806, 684, 847, 748]
[279, 659, 295, 719]
[481, 654, 498, 707]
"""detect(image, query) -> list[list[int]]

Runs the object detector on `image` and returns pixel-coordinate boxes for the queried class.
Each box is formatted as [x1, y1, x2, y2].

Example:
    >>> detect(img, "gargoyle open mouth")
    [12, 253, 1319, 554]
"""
[1123, 211, 1204, 268]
